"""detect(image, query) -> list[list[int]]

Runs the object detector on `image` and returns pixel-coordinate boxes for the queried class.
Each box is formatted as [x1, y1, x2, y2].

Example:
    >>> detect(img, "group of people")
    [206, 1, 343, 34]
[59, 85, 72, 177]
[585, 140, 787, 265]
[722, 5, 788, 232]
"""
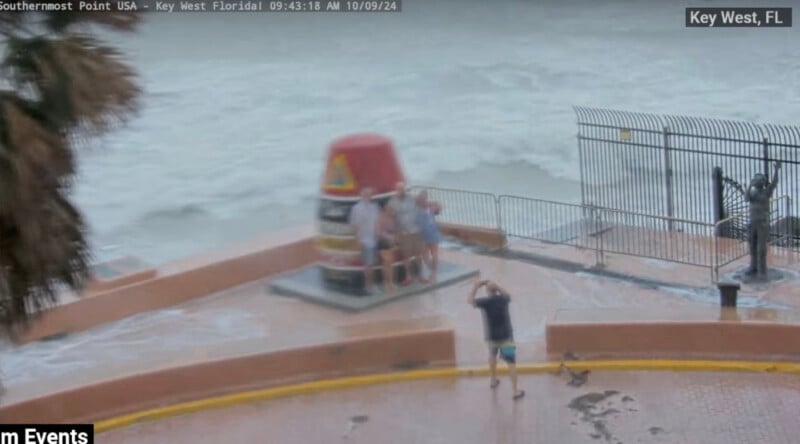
[350, 182, 523, 400]
[348, 182, 442, 294]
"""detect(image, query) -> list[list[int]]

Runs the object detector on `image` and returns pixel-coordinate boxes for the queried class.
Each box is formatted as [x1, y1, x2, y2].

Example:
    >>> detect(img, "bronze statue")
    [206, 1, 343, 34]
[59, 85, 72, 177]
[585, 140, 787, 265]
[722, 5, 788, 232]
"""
[744, 161, 781, 276]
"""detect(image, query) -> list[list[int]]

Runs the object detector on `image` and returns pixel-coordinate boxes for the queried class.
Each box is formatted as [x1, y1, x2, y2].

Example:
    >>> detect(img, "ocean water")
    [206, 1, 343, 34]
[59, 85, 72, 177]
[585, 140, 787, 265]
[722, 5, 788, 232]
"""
[73, 0, 800, 265]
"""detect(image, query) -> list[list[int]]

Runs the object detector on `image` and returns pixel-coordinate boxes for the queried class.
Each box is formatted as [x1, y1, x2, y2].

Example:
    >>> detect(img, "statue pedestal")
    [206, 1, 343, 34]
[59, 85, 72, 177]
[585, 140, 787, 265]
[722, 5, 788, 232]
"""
[320, 262, 418, 296]
[729, 267, 791, 285]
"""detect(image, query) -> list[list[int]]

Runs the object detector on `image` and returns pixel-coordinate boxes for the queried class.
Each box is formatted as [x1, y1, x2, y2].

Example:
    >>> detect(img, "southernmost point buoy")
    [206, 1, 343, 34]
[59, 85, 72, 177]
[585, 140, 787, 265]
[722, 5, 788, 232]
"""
[317, 133, 410, 294]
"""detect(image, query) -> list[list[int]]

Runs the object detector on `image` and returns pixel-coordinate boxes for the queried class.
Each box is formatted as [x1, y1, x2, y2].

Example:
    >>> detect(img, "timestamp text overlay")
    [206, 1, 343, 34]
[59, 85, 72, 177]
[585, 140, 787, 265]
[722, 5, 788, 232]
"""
[0, 0, 402, 12]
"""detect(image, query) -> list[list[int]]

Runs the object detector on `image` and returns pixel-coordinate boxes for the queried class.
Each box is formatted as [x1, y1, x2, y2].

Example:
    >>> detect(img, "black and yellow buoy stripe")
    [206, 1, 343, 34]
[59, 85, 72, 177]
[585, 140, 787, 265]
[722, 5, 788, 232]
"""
[317, 235, 361, 252]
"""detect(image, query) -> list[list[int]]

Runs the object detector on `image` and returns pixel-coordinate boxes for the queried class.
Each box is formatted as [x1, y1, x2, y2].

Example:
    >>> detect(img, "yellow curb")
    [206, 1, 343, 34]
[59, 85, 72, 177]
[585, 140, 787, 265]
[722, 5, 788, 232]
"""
[94, 359, 800, 434]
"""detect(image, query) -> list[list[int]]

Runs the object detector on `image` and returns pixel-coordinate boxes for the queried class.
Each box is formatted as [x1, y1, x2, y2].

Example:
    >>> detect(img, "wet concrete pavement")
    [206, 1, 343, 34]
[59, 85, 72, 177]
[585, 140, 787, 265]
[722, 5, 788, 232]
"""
[0, 247, 715, 403]
[2, 242, 799, 405]
[97, 371, 800, 444]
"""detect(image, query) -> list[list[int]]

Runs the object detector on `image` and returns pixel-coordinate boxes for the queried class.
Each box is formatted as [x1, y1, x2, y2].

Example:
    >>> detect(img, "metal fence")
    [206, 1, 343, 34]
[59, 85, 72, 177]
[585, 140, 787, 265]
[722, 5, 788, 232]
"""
[574, 107, 800, 225]
[413, 185, 793, 283]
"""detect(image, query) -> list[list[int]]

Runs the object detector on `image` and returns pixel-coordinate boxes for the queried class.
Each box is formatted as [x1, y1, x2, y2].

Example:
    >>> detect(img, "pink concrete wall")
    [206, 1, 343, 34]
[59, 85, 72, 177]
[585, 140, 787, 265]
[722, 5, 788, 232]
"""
[0, 327, 456, 424]
[547, 320, 800, 359]
[15, 226, 319, 344]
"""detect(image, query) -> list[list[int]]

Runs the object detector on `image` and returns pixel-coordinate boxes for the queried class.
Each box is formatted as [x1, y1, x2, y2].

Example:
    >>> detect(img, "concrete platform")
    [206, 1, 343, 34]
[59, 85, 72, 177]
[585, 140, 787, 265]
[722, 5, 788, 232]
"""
[268, 262, 479, 311]
[97, 371, 800, 444]
[12, 225, 318, 344]
[4, 244, 798, 408]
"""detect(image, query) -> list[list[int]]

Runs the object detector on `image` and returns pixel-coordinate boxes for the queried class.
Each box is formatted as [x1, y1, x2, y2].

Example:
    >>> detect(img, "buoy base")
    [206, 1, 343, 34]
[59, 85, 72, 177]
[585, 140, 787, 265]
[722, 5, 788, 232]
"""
[321, 262, 420, 296]
[269, 262, 480, 312]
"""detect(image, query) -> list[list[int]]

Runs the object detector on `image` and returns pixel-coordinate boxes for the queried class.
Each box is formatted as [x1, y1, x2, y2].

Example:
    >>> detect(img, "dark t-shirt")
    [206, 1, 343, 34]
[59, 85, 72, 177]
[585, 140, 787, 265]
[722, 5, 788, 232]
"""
[474, 294, 513, 341]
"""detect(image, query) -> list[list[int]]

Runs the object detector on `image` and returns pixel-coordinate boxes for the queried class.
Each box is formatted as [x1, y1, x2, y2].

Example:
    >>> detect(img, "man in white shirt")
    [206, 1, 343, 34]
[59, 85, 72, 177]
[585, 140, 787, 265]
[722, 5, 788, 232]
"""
[349, 187, 381, 293]
[387, 182, 422, 285]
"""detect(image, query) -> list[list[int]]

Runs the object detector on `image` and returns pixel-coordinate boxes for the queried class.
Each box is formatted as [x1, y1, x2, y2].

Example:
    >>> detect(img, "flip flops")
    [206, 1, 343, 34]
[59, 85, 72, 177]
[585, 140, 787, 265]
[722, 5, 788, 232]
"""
[490, 379, 523, 400]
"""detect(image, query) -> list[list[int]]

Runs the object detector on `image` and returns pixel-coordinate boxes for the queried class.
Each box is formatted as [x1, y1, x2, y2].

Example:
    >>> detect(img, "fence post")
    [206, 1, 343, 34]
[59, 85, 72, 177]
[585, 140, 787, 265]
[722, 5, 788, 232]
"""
[593, 206, 605, 268]
[785, 196, 792, 244]
[495, 195, 503, 235]
[712, 231, 718, 284]
[577, 130, 588, 220]
[711, 218, 719, 284]
[663, 126, 675, 231]
[762, 137, 770, 179]
[712, 166, 724, 237]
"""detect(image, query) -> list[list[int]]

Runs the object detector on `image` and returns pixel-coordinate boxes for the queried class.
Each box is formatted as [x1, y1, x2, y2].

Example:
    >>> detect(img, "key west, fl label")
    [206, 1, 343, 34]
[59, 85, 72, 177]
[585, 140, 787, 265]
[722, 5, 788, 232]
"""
[686, 7, 792, 27]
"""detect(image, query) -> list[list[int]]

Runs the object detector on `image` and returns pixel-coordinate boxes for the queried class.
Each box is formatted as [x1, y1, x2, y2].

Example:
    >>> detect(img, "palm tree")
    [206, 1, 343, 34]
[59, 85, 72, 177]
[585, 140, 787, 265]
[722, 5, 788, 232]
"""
[0, 11, 141, 340]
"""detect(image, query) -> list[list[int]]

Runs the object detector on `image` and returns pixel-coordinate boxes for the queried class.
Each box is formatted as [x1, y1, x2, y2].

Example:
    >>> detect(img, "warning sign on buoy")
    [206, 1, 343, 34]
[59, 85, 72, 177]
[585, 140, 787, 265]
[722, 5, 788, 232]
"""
[324, 154, 356, 191]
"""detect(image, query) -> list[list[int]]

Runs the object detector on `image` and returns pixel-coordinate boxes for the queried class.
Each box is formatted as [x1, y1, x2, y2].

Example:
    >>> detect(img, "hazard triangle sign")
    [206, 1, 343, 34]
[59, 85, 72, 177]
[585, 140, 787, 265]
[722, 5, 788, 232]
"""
[324, 154, 356, 191]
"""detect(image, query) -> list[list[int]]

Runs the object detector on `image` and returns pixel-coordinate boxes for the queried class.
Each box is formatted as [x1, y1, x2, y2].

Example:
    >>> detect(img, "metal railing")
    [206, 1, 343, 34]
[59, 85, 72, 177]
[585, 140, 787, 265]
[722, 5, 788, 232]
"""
[497, 195, 605, 266]
[412, 185, 795, 284]
[592, 206, 716, 270]
[497, 195, 588, 245]
[416, 186, 500, 229]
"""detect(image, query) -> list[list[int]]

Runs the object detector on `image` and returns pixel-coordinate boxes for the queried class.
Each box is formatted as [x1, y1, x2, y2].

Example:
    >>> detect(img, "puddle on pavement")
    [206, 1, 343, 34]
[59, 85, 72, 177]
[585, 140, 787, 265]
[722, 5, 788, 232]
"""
[649, 426, 665, 435]
[568, 390, 667, 443]
[342, 414, 370, 440]
[568, 390, 621, 442]
[350, 415, 369, 424]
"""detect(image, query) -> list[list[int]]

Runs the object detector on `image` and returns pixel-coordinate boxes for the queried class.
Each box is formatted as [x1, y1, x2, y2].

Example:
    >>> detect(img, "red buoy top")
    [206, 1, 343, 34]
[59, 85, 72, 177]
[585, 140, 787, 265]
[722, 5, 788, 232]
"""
[321, 133, 406, 197]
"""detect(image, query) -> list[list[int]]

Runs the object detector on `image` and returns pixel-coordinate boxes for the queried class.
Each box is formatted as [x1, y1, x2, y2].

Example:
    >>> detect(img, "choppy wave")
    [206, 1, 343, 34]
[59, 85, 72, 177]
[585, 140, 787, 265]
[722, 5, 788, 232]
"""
[136, 204, 210, 226]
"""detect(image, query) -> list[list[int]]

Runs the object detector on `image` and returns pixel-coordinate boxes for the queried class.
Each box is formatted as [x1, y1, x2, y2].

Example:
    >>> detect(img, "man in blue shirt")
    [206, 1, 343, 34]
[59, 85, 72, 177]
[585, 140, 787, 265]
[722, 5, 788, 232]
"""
[468, 278, 525, 400]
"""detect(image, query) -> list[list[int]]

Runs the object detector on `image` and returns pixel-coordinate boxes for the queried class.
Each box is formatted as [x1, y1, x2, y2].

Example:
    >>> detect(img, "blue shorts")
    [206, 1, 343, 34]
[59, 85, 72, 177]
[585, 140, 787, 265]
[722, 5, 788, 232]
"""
[488, 340, 516, 364]
[360, 245, 377, 266]
[422, 227, 441, 245]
